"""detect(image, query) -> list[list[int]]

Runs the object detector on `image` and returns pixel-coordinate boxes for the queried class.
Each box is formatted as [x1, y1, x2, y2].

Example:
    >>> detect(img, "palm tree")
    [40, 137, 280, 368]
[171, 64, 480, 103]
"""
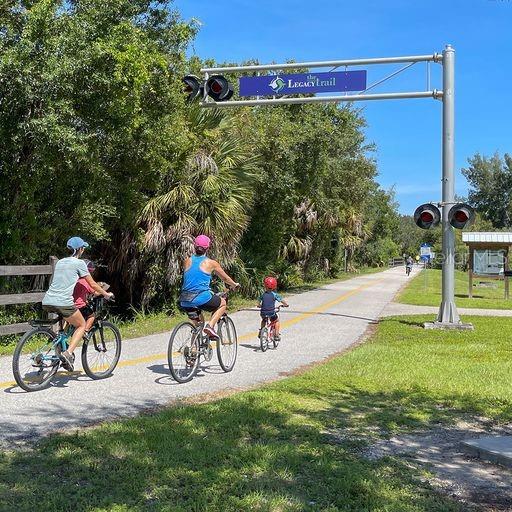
[135, 105, 259, 304]
[339, 207, 370, 271]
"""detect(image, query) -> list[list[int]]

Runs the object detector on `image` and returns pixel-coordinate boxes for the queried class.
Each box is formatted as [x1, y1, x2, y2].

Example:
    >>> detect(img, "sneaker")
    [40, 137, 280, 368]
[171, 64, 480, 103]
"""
[273, 334, 281, 342]
[203, 324, 219, 340]
[59, 350, 75, 372]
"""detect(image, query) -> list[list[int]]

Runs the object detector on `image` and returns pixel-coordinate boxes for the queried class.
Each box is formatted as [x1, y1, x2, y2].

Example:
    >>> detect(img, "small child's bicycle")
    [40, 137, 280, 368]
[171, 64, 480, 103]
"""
[12, 295, 121, 392]
[259, 305, 283, 352]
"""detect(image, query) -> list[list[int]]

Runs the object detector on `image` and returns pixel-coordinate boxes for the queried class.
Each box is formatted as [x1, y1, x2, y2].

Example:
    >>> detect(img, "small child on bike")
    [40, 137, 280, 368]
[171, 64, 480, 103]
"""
[258, 276, 288, 341]
[72, 260, 100, 339]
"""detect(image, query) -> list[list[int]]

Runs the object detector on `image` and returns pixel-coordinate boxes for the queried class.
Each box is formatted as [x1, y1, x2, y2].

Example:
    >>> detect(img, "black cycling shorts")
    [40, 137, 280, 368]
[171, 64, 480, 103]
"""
[181, 294, 222, 319]
[261, 313, 278, 322]
[79, 305, 94, 320]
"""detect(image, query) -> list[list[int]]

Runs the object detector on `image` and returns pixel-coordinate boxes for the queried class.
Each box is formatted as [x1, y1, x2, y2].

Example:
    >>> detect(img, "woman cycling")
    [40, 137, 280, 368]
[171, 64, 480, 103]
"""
[42, 237, 113, 371]
[179, 235, 239, 339]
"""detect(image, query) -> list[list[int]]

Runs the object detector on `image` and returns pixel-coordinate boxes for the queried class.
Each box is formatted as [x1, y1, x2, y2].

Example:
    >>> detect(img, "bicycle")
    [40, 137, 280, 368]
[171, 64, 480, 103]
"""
[406, 265, 412, 276]
[168, 291, 237, 383]
[259, 305, 284, 352]
[12, 295, 121, 392]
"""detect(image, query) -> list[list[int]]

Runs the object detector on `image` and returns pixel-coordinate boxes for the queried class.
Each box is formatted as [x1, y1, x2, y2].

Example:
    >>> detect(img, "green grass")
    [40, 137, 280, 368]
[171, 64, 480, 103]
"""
[398, 268, 512, 310]
[3, 314, 511, 511]
[0, 268, 385, 356]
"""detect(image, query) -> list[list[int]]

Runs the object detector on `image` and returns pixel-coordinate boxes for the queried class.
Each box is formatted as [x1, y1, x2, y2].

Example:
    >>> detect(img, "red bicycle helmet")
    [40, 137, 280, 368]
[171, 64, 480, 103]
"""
[263, 276, 277, 290]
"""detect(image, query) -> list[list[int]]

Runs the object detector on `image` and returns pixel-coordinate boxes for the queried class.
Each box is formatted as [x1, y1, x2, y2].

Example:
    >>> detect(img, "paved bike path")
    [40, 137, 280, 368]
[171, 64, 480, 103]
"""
[0, 267, 418, 446]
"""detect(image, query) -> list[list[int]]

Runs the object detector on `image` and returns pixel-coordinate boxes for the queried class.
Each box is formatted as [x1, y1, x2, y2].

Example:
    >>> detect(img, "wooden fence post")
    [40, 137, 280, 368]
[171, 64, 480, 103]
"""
[505, 248, 510, 300]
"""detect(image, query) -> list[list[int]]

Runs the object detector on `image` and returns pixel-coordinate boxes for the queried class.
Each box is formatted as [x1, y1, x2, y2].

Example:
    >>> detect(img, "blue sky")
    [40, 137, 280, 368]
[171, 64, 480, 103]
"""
[174, 0, 512, 214]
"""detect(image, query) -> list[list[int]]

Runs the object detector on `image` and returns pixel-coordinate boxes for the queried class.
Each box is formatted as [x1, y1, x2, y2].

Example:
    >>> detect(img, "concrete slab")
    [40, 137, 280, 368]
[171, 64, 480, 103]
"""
[424, 321, 474, 331]
[461, 436, 512, 469]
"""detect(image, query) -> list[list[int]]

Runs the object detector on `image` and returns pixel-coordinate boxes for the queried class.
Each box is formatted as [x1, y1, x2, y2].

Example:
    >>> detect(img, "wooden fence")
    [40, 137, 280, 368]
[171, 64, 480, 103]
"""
[388, 257, 404, 267]
[0, 257, 57, 336]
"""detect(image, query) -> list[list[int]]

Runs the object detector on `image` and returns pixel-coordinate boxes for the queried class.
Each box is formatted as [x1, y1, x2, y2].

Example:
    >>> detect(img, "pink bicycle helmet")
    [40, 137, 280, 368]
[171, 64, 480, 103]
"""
[194, 234, 211, 249]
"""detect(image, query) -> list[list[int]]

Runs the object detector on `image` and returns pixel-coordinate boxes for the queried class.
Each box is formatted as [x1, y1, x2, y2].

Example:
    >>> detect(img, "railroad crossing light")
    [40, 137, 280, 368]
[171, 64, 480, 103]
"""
[205, 75, 234, 102]
[182, 75, 203, 102]
[414, 203, 441, 229]
[448, 203, 474, 229]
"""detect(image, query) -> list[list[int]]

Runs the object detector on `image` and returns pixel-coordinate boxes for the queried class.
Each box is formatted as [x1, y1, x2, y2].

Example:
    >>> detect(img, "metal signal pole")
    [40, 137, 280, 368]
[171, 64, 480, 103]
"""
[437, 44, 460, 325]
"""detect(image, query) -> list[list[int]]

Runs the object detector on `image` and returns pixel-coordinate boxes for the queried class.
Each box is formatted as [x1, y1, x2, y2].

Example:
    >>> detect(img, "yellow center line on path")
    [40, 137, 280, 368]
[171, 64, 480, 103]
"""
[0, 276, 385, 390]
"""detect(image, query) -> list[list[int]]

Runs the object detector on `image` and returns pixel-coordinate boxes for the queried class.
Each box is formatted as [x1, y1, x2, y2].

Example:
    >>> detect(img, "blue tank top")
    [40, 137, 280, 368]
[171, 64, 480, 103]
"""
[180, 255, 213, 307]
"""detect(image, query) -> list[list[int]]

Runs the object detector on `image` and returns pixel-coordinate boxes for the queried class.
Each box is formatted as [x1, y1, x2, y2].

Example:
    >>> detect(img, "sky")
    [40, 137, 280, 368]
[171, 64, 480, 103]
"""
[174, 0, 512, 214]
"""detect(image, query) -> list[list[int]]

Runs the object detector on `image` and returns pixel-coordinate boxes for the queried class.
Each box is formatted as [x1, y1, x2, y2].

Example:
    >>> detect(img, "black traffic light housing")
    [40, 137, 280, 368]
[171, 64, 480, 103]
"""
[205, 75, 234, 102]
[448, 203, 474, 229]
[182, 75, 203, 103]
[414, 203, 441, 229]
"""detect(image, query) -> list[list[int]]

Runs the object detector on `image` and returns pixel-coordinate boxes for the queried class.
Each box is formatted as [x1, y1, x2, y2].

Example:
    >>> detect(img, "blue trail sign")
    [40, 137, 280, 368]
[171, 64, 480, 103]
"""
[239, 70, 367, 97]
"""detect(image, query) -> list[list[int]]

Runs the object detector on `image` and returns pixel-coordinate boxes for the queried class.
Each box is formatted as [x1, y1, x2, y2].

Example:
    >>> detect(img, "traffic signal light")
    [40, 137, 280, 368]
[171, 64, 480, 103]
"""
[205, 75, 234, 102]
[182, 74, 234, 103]
[448, 203, 474, 229]
[182, 75, 203, 102]
[414, 203, 441, 229]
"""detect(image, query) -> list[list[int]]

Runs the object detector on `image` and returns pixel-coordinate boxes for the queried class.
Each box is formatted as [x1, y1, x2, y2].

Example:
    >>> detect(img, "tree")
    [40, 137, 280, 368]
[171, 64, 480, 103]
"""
[0, 0, 197, 264]
[130, 106, 259, 307]
[462, 152, 512, 228]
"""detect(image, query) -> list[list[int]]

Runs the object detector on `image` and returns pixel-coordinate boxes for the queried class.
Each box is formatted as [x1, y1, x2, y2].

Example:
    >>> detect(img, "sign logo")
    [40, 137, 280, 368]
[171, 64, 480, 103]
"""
[269, 76, 286, 94]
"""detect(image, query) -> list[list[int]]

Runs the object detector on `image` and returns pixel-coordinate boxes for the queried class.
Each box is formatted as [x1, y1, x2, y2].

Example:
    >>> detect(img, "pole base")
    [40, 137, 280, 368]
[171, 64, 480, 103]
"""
[424, 321, 474, 331]
[437, 300, 460, 324]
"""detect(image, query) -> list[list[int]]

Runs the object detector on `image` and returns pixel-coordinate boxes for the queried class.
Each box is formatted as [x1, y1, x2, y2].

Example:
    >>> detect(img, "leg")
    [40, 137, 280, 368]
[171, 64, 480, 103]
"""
[182, 307, 204, 328]
[65, 310, 86, 354]
[208, 297, 227, 329]
[84, 314, 95, 333]
[274, 319, 281, 336]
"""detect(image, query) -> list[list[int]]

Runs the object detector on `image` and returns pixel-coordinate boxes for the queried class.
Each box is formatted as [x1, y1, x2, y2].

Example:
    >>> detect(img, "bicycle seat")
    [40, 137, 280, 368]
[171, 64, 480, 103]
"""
[29, 318, 61, 326]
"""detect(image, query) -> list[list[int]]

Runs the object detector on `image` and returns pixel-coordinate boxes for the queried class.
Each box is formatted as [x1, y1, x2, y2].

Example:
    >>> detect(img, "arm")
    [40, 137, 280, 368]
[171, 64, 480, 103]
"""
[84, 275, 113, 298]
[274, 292, 288, 307]
[211, 260, 239, 289]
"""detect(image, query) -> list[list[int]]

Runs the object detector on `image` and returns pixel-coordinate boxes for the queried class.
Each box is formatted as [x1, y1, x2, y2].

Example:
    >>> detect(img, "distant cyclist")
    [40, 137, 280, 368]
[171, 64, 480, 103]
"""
[258, 276, 289, 342]
[42, 237, 113, 371]
[179, 235, 239, 340]
[406, 256, 414, 276]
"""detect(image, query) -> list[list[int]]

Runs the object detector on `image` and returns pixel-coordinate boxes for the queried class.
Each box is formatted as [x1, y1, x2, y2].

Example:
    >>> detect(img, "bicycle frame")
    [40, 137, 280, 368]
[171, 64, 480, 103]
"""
[36, 327, 71, 366]
[264, 316, 278, 338]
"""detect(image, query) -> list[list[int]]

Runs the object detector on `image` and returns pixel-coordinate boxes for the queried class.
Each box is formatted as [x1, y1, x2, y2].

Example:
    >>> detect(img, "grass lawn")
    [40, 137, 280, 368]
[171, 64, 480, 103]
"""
[2, 313, 511, 511]
[398, 268, 512, 310]
[0, 267, 384, 356]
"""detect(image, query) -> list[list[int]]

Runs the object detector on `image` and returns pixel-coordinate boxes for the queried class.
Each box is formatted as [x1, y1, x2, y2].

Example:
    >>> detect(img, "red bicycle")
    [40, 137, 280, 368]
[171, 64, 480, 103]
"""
[259, 305, 284, 352]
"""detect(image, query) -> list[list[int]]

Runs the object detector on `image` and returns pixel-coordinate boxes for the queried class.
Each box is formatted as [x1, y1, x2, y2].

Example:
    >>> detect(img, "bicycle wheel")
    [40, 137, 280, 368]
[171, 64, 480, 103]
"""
[272, 327, 280, 349]
[217, 316, 238, 372]
[168, 322, 200, 383]
[81, 321, 122, 379]
[259, 326, 269, 352]
[12, 327, 59, 392]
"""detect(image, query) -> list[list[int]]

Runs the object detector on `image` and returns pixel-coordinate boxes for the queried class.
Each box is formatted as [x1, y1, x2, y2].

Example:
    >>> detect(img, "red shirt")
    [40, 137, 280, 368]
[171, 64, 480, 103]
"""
[73, 277, 94, 308]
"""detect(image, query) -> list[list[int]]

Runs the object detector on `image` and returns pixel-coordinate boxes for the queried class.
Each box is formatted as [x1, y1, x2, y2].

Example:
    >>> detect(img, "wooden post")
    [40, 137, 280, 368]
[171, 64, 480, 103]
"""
[505, 247, 510, 300]
[49, 256, 58, 281]
[46, 256, 59, 328]
[468, 245, 473, 299]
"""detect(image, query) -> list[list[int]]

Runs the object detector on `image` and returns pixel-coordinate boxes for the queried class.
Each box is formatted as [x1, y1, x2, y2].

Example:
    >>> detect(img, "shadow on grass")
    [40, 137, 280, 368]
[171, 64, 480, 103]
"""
[455, 293, 483, 299]
[0, 384, 487, 512]
[395, 319, 427, 328]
